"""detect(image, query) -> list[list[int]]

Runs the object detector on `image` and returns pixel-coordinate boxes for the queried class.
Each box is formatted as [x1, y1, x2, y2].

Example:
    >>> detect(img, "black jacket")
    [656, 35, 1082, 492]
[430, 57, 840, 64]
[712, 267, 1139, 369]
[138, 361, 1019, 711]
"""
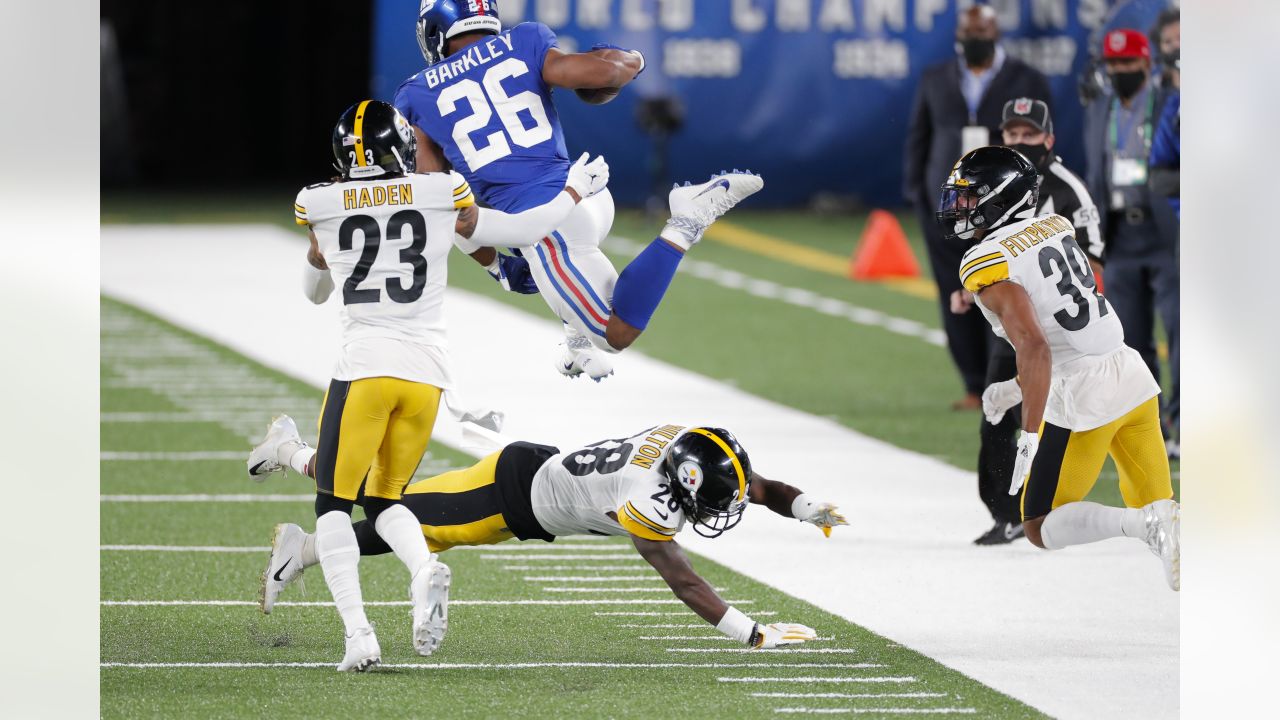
[1082, 83, 1179, 248]
[903, 53, 1052, 210]
[1039, 157, 1104, 263]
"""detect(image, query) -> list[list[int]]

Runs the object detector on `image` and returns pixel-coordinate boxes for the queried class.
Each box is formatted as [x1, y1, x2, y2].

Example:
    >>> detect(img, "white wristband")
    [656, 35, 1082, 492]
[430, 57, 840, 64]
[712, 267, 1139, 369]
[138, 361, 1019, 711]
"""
[791, 493, 814, 521]
[716, 606, 756, 644]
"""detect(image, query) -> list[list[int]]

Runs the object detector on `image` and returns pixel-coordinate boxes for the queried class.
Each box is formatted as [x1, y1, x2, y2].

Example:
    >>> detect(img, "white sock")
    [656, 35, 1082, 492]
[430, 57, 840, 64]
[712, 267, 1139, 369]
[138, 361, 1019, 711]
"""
[314, 511, 369, 635]
[285, 446, 316, 476]
[374, 503, 433, 575]
[1039, 501, 1146, 550]
[301, 532, 319, 568]
[659, 222, 699, 250]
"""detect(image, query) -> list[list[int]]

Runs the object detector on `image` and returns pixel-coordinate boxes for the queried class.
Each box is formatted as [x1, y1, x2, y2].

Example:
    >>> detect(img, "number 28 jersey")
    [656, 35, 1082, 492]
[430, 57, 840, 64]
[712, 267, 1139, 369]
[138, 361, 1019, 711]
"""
[294, 171, 474, 382]
[961, 213, 1158, 429]
[530, 425, 691, 542]
[394, 23, 569, 213]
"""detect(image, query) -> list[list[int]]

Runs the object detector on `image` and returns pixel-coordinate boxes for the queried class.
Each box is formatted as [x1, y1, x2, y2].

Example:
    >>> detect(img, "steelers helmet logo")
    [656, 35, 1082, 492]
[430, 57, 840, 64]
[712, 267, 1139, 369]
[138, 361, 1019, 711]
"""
[394, 113, 412, 143]
[677, 460, 704, 493]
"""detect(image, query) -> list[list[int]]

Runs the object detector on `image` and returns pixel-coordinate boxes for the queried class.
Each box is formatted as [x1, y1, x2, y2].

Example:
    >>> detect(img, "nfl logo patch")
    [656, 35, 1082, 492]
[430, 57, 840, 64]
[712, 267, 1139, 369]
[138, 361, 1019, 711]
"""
[1014, 98, 1032, 115]
[1109, 31, 1127, 53]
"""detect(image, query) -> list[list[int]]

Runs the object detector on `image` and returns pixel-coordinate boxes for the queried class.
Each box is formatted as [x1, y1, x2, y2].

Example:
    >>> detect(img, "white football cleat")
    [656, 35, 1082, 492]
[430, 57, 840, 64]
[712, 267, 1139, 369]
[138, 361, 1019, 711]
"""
[260, 523, 306, 614]
[556, 330, 614, 382]
[664, 170, 764, 245]
[410, 559, 452, 656]
[337, 625, 381, 672]
[247, 414, 305, 482]
[1142, 499, 1180, 591]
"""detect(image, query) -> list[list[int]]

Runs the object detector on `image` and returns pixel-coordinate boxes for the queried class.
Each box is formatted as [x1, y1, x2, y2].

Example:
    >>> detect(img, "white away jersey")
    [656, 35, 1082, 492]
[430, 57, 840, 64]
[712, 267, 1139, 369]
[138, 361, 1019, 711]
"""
[530, 424, 690, 541]
[960, 214, 1158, 429]
[294, 171, 475, 383]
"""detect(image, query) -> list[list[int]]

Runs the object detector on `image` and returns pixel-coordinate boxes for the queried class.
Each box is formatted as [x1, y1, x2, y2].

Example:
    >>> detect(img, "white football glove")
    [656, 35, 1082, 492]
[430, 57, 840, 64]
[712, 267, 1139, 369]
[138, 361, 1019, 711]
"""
[565, 152, 610, 199]
[982, 378, 1023, 425]
[791, 495, 850, 537]
[1009, 431, 1039, 496]
[752, 622, 818, 649]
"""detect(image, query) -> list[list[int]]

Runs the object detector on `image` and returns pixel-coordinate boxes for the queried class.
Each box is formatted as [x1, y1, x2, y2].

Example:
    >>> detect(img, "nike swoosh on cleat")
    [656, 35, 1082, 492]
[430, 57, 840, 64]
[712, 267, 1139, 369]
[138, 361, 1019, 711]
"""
[694, 179, 731, 198]
[272, 559, 292, 582]
[249, 461, 269, 475]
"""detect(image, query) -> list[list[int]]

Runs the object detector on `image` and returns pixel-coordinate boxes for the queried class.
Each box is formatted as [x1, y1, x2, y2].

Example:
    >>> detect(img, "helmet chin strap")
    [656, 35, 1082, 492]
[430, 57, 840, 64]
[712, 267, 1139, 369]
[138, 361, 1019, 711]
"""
[989, 189, 1034, 230]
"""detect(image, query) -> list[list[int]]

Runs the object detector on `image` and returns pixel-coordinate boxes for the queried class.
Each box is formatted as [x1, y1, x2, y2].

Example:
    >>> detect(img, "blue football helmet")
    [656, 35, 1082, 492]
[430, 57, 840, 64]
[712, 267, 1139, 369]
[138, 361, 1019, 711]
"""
[416, 0, 503, 65]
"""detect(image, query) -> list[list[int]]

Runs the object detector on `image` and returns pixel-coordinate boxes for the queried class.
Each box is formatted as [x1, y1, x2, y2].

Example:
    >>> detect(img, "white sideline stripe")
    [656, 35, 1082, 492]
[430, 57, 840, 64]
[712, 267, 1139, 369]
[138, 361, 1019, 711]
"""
[101, 494, 312, 503]
[524, 576, 657, 582]
[620, 623, 733, 628]
[102, 545, 268, 553]
[720, 677, 915, 684]
[639, 635, 833, 642]
[603, 236, 947, 347]
[506, 565, 643, 571]
[101, 662, 881, 670]
[773, 709, 976, 716]
[102, 599, 757, 607]
[669, 648, 857, 655]
[101, 451, 245, 461]
[542, 586, 723, 594]
[599, 611, 777, 617]
[482, 554, 637, 560]
[477, 544, 629, 551]
[101, 412, 263, 423]
[753, 693, 946, 699]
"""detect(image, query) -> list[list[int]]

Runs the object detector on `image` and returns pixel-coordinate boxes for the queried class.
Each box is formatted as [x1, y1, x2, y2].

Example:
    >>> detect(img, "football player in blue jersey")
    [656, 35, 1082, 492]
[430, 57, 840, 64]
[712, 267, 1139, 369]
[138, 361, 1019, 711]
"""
[394, 0, 763, 381]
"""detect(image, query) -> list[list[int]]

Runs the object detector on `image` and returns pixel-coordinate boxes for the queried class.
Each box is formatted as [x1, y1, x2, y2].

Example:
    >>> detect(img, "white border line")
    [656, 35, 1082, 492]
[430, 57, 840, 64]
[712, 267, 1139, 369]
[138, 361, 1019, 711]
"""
[100, 451, 246, 460]
[720, 677, 916, 684]
[542, 587, 722, 594]
[523, 576, 657, 582]
[598, 611, 777, 617]
[101, 661, 882, 670]
[669, 648, 859, 655]
[102, 599, 757, 607]
[101, 494, 311, 503]
[753, 693, 946, 699]
[772, 709, 976, 716]
[102, 545, 268, 553]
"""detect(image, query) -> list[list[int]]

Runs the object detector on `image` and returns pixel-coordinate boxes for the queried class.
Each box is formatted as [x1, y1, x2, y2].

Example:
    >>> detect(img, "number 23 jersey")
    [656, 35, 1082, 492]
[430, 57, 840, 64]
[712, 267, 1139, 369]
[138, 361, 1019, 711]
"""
[530, 425, 690, 542]
[960, 213, 1158, 429]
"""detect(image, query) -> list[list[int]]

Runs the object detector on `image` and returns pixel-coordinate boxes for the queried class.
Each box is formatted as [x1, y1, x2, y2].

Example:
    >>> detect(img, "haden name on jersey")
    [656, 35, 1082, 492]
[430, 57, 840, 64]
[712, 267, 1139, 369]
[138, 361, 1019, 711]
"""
[629, 424, 686, 471]
[994, 214, 1074, 259]
[342, 183, 415, 211]
[420, 32, 516, 90]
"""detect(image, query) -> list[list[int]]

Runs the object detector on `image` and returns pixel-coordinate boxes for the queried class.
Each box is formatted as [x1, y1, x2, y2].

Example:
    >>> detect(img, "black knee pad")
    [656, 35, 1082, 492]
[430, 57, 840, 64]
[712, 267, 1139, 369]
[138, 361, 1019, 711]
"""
[315, 493, 355, 517]
[362, 496, 396, 524]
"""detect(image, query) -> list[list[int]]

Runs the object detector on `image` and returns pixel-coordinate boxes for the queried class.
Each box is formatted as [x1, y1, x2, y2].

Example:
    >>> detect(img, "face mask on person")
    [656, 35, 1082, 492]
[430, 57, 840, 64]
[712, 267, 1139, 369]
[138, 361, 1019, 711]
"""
[1010, 143, 1050, 169]
[959, 38, 996, 67]
[1110, 69, 1147, 100]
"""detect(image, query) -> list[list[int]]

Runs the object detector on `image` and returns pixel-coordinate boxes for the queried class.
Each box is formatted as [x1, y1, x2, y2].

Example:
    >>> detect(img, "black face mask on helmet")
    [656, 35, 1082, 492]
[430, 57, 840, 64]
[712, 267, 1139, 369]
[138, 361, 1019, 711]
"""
[1110, 69, 1147, 100]
[959, 38, 996, 67]
[1010, 142, 1051, 170]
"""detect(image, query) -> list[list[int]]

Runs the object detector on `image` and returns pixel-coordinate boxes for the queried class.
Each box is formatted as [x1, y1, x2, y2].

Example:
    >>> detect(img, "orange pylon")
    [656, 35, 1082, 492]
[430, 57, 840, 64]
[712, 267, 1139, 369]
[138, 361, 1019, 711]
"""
[849, 210, 921, 280]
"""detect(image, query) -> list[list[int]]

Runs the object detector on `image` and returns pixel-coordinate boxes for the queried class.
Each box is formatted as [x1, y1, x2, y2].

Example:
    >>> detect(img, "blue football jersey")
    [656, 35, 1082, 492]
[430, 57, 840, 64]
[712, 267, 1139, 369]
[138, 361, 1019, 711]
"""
[395, 23, 569, 213]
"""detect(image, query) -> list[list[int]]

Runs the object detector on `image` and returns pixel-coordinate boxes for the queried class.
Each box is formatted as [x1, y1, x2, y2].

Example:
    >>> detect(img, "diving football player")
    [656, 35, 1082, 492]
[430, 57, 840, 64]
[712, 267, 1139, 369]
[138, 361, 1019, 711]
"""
[252, 419, 848, 649]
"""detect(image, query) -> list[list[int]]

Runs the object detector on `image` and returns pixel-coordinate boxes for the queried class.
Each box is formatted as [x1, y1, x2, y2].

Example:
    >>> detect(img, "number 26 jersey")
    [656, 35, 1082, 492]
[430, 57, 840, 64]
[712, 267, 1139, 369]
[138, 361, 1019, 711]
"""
[530, 425, 691, 542]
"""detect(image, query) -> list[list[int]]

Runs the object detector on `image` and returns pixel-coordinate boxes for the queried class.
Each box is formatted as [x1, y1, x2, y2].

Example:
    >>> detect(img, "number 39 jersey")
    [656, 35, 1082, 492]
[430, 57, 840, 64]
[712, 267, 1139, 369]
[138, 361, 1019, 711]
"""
[294, 171, 474, 384]
[394, 23, 569, 213]
[529, 425, 691, 542]
[961, 214, 1159, 430]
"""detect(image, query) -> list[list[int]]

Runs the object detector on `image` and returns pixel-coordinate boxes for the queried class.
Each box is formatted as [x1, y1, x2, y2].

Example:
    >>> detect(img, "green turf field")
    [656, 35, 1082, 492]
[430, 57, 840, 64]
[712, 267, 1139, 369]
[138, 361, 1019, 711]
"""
[100, 297, 1043, 718]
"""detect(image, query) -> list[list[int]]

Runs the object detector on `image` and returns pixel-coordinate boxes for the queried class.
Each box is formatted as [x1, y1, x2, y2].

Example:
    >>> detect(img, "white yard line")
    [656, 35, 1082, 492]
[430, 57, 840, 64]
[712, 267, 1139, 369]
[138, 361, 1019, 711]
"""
[101, 545, 268, 553]
[100, 661, 883, 670]
[753, 693, 946, 699]
[543, 586, 721, 594]
[101, 494, 312, 503]
[772, 709, 976, 716]
[669, 648, 857, 654]
[474, 544, 629, 551]
[481, 554, 638, 560]
[524, 576, 658, 581]
[598, 611, 777, 617]
[619, 623, 730, 629]
[102, 225, 1178, 720]
[720, 677, 916, 684]
[101, 451, 246, 461]
[506, 565, 644, 571]
[102, 598, 756, 607]
[101, 411, 265, 423]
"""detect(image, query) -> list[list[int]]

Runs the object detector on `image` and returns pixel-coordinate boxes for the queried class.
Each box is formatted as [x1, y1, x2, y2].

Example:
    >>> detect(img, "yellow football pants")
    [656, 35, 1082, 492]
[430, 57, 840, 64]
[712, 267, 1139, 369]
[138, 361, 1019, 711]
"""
[315, 377, 441, 502]
[1022, 396, 1173, 520]
[401, 451, 515, 552]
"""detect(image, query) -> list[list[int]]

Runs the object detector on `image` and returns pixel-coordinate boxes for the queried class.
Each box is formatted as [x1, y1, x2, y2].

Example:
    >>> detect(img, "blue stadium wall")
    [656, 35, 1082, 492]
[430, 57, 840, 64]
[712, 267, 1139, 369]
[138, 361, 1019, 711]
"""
[372, 1, 1167, 208]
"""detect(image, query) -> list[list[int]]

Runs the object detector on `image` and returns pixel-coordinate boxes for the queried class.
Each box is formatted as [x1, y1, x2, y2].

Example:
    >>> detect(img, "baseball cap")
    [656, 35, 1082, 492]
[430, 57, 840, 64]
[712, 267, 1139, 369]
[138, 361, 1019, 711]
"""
[1001, 97, 1053, 135]
[1102, 29, 1150, 60]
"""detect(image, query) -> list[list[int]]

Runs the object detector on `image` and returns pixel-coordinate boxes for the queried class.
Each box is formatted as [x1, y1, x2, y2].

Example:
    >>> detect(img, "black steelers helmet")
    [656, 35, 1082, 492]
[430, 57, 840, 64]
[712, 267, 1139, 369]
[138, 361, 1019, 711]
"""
[331, 100, 416, 180]
[936, 146, 1040, 242]
[663, 428, 752, 538]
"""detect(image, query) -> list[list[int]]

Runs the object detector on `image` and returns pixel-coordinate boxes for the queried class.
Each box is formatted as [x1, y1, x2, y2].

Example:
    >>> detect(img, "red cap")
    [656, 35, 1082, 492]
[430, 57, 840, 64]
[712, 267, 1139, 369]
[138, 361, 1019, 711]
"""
[1102, 29, 1150, 60]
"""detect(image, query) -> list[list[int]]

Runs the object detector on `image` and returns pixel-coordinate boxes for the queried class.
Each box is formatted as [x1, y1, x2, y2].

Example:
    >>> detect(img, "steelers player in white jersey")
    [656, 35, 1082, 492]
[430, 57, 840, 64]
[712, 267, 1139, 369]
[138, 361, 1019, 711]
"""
[266, 99, 610, 672]
[252, 420, 848, 650]
[937, 146, 1179, 590]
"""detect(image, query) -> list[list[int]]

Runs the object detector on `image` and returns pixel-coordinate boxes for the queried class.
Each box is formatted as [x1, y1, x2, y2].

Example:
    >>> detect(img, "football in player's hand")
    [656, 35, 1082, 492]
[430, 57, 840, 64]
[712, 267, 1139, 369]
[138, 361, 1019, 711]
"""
[575, 87, 620, 105]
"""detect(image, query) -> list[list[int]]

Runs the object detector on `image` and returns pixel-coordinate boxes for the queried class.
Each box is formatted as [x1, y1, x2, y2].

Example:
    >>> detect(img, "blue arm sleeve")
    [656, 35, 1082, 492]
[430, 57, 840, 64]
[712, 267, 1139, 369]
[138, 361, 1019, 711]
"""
[1149, 94, 1180, 169]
